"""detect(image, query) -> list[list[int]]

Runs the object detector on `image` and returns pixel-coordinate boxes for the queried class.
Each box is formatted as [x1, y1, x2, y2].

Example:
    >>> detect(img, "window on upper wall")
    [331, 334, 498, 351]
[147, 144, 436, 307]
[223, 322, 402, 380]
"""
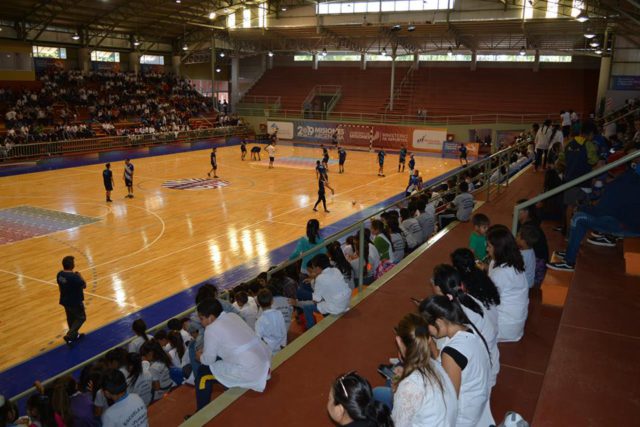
[140, 55, 164, 65]
[523, 0, 534, 19]
[32, 46, 67, 59]
[90, 50, 120, 62]
[571, 0, 585, 17]
[546, 0, 559, 18]
[419, 54, 472, 61]
[258, 3, 268, 27]
[228, 12, 236, 28]
[243, 8, 251, 28]
[540, 55, 572, 62]
[317, 0, 454, 14]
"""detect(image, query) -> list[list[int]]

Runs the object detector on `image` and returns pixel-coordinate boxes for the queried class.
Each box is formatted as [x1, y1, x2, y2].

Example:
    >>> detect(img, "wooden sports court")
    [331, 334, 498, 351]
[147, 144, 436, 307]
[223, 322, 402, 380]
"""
[0, 143, 458, 371]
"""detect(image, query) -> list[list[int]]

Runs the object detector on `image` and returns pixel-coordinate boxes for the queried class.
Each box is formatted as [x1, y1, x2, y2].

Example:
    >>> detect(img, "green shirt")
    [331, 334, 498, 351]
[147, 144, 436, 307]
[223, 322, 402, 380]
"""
[469, 231, 487, 261]
[373, 235, 391, 261]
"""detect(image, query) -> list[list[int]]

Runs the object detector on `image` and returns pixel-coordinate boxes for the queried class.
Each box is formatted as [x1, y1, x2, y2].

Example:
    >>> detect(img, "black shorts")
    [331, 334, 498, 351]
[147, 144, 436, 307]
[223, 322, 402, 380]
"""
[211, 163, 217, 169]
[269, 156, 275, 162]
[399, 158, 406, 164]
[104, 184, 113, 191]
[339, 160, 345, 165]
[125, 179, 132, 187]
[241, 146, 247, 152]
[460, 153, 467, 159]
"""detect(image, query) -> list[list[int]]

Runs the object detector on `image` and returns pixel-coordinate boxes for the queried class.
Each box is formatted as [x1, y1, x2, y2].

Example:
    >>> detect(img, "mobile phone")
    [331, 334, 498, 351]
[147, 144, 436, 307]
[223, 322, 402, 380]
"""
[377, 364, 395, 380]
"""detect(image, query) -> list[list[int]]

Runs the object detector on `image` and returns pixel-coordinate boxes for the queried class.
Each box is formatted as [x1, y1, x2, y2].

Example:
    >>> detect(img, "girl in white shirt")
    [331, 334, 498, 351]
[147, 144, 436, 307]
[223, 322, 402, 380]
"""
[128, 319, 152, 354]
[386, 313, 458, 427]
[140, 340, 175, 402]
[420, 296, 494, 427]
[431, 263, 500, 388]
[327, 241, 355, 289]
[125, 352, 153, 406]
[167, 330, 190, 368]
[400, 207, 423, 250]
[384, 215, 405, 264]
[487, 226, 529, 342]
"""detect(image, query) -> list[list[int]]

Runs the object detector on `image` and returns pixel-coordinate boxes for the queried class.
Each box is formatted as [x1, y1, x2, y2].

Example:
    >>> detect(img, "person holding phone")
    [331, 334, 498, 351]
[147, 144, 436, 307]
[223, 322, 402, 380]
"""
[373, 313, 457, 427]
[56, 255, 87, 344]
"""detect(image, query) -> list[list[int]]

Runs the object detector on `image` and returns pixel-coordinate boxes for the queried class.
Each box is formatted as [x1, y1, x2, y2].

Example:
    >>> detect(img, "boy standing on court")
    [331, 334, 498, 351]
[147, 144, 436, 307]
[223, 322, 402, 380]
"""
[266, 141, 276, 169]
[377, 149, 386, 177]
[398, 145, 407, 172]
[338, 146, 347, 173]
[103, 163, 114, 203]
[57, 255, 87, 344]
[123, 158, 134, 198]
[207, 147, 219, 178]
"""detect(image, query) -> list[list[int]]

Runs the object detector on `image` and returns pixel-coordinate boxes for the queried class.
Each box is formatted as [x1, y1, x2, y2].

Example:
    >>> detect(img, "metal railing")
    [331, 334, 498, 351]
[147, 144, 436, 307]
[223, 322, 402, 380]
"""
[512, 149, 640, 233]
[602, 105, 640, 126]
[234, 108, 559, 126]
[384, 63, 416, 113]
[1, 126, 251, 162]
[7, 139, 529, 404]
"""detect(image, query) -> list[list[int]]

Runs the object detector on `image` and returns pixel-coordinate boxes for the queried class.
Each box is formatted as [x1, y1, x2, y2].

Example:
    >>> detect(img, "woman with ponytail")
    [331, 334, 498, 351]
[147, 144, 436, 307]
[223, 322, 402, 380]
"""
[431, 264, 499, 387]
[419, 295, 494, 427]
[450, 248, 500, 323]
[327, 372, 393, 427]
[379, 313, 458, 427]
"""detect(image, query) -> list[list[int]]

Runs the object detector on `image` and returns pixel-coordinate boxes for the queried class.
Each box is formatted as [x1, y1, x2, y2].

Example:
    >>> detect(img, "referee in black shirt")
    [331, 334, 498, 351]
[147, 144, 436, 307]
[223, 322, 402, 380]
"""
[57, 256, 87, 344]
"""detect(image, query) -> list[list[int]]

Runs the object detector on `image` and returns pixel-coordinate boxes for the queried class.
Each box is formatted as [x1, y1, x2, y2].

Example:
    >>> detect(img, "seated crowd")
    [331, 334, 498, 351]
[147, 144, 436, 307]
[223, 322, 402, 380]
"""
[0, 70, 220, 146]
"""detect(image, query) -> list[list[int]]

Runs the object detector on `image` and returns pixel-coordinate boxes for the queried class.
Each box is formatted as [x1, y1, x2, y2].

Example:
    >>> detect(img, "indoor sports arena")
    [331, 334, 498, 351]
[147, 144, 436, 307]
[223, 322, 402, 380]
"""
[1, 1, 639, 425]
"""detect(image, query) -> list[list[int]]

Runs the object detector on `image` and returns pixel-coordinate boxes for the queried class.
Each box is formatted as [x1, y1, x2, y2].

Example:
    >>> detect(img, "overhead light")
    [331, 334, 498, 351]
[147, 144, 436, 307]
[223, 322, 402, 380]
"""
[576, 10, 589, 23]
[175, 0, 181, 3]
[447, 47, 453, 57]
[219, 52, 225, 57]
[322, 48, 327, 57]
[209, 11, 216, 19]
[584, 28, 596, 39]
[72, 32, 80, 40]
[281, 7, 287, 11]
[182, 43, 188, 51]
[381, 47, 387, 56]
[133, 40, 140, 46]
[268, 50, 274, 57]
[594, 48, 603, 55]
[519, 46, 526, 56]
[589, 39, 600, 48]
[215, 67, 221, 73]
[391, 24, 401, 31]
[407, 24, 415, 32]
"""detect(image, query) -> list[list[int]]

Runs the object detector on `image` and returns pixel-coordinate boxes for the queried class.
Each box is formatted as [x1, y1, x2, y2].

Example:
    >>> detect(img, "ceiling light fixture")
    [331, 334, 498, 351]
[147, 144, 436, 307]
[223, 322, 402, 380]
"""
[576, 10, 589, 23]
[72, 32, 80, 40]
[175, 0, 181, 3]
[322, 48, 327, 57]
[182, 43, 188, 51]
[391, 24, 401, 31]
[589, 39, 600, 48]
[268, 50, 274, 57]
[215, 67, 221, 72]
[519, 46, 526, 56]
[447, 47, 453, 56]
[219, 51, 225, 57]
[584, 28, 596, 39]
[133, 39, 141, 46]
[281, 7, 287, 11]
[407, 24, 415, 32]
[381, 47, 387, 56]
[209, 12, 216, 19]
[594, 48, 603, 55]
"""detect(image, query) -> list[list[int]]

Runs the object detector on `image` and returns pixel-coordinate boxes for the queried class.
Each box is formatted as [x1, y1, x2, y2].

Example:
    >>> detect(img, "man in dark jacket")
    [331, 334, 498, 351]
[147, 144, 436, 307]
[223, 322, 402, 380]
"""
[57, 255, 87, 343]
[548, 162, 640, 272]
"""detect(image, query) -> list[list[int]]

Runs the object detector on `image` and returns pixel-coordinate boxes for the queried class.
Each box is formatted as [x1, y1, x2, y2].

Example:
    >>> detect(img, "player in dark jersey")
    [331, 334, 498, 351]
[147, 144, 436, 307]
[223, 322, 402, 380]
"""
[322, 145, 330, 171]
[207, 147, 219, 178]
[408, 153, 416, 174]
[103, 163, 114, 202]
[398, 145, 407, 172]
[405, 169, 423, 196]
[338, 146, 347, 173]
[377, 149, 386, 177]
[315, 160, 334, 194]
[331, 131, 338, 148]
[123, 158, 134, 199]
[459, 143, 468, 165]
[251, 145, 261, 160]
[240, 139, 247, 161]
[313, 174, 330, 213]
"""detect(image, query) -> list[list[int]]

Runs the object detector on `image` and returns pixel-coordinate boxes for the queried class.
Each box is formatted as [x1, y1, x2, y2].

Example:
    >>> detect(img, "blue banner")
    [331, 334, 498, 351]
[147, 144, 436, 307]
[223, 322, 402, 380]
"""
[611, 76, 640, 91]
[293, 120, 339, 142]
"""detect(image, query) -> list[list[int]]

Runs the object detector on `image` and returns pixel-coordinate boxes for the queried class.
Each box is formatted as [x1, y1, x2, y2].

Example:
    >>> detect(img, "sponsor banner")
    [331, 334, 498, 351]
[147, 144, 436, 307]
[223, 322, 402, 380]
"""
[293, 120, 339, 141]
[34, 57, 65, 73]
[412, 128, 448, 152]
[290, 120, 447, 152]
[267, 121, 294, 140]
[91, 61, 121, 72]
[611, 75, 640, 91]
[441, 142, 480, 159]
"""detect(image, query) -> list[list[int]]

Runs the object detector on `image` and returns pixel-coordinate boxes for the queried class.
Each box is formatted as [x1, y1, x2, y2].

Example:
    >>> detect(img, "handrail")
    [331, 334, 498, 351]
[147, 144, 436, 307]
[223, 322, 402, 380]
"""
[236, 107, 558, 126]
[384, 63, 416, 113]
[511, 149, 640, 233]
[602, 105, 640, 126]
[268, 140, 529, 281]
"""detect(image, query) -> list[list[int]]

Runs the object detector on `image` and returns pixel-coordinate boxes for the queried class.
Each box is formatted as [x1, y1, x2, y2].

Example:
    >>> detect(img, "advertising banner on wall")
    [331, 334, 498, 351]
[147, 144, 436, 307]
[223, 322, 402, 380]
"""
[289, 120, 447, 152]
[267, 121, 295, 140]
[611, 76, 640, 91]
[34, 57, 65, 73]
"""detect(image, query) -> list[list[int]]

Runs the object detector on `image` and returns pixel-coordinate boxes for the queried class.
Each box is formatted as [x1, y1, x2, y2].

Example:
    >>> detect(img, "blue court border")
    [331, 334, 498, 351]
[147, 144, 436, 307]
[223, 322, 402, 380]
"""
[0, 145, 476, 399]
